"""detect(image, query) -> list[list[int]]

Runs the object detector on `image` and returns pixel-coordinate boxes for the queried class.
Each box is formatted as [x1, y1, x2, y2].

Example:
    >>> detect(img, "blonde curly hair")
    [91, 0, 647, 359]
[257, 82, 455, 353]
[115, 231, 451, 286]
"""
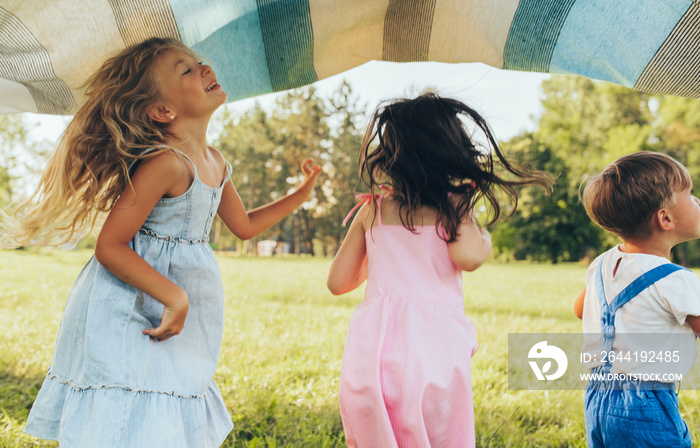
[11, 38, 199, 247]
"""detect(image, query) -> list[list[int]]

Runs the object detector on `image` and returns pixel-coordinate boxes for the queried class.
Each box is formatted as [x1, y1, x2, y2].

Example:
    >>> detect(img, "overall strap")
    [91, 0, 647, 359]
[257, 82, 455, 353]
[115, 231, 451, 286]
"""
[595, 256, 615, 367]
[596, 253, 688, 371]
[609, 263, 687, 312]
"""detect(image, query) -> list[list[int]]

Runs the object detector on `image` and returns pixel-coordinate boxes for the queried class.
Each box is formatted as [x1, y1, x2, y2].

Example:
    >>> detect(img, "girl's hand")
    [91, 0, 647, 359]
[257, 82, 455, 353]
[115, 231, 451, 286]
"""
[297, 158, 322, 201]
[142, 289, 189, 341]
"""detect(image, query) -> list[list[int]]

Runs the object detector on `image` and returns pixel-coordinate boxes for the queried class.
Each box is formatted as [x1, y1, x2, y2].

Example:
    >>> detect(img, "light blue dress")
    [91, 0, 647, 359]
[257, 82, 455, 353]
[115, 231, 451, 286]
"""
[24, 150, 234, 447]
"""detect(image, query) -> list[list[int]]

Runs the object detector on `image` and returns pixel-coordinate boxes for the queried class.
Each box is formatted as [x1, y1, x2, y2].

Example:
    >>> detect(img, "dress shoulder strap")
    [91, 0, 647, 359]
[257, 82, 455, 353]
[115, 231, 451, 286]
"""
[342, 186, 393, 227]
[221, 158, 233, 186]
[127, 146, 196, 175]
[376, 194, 384, 226]
[127, 147, 160, 174]
[167, 148, 197, 174]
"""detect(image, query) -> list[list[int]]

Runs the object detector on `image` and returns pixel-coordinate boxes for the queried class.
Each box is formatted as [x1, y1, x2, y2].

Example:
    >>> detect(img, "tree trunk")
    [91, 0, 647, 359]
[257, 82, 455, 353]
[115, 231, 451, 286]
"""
[294, 214, 300, 255]
[302, 210, 315, 256]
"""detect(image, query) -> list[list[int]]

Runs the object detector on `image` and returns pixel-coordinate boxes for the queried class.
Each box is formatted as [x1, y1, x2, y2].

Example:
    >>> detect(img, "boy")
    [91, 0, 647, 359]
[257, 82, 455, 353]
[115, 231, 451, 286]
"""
[574, 151, 700, 448]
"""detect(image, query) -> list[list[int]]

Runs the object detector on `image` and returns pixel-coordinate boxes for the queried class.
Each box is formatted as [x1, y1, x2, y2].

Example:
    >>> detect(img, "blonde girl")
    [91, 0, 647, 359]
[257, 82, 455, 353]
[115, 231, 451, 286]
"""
[16, 37, 320, 447]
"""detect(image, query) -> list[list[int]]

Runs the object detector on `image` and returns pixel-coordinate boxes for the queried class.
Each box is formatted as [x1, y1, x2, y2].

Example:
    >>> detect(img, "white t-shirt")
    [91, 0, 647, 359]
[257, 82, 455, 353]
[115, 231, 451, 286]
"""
[581, 246, 700, 379]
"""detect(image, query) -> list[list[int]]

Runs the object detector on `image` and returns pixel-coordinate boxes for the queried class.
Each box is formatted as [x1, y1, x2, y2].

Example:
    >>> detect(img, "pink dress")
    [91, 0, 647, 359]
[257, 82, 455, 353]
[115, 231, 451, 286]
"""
[339, 196, 479, 448]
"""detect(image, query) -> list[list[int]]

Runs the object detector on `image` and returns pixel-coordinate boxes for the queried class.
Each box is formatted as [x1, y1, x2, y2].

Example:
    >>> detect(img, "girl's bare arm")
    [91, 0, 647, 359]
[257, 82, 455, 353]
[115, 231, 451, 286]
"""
[327, 204, 369, 295]
[574, 288, 586, 319]
[95, 152, 190, 341]
[448, 211, 492, 272]
[217, 159, 321, 240]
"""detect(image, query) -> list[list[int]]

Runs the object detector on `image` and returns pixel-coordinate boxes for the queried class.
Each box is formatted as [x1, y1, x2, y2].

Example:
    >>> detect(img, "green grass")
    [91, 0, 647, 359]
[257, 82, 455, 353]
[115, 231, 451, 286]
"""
[1, 250, 699, 447]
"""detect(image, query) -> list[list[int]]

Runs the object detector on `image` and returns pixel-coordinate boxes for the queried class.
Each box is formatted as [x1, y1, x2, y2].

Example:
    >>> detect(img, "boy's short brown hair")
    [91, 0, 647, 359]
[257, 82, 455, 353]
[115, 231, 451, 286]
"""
[582, 152, 691, 241]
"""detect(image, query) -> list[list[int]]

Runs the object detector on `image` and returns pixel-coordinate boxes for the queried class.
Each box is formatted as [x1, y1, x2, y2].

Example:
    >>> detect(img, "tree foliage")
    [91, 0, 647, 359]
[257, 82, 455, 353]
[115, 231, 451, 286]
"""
[0, 115, 29, 206]
[5, 77, 696, 263]
[213, 82, 365, 255]
[494, 76, 700, 265]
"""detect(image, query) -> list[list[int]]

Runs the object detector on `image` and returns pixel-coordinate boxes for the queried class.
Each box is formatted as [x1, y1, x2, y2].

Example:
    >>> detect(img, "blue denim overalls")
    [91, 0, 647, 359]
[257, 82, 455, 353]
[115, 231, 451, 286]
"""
[584, 254, 692, 448]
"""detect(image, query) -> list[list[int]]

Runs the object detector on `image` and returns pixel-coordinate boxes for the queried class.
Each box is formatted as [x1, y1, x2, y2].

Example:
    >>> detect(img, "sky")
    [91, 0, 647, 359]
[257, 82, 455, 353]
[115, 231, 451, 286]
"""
[25, 61, 551, 146]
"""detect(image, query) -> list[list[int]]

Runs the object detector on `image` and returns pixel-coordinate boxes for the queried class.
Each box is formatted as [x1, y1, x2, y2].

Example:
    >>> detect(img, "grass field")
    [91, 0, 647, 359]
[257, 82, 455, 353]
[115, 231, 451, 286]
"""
[1, 250, 699, 447]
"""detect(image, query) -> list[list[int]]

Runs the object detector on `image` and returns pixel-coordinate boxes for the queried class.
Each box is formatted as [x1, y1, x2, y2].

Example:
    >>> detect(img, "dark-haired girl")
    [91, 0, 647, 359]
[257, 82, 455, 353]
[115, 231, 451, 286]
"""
[327, 93, 553, 447]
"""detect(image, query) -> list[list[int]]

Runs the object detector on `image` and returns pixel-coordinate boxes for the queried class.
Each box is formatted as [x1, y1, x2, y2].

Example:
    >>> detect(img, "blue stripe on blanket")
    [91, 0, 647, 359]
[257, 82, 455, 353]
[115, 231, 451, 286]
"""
[549, 0, 691, 86]
[503, 0, 577, 73]
[170, 0, 273, 101]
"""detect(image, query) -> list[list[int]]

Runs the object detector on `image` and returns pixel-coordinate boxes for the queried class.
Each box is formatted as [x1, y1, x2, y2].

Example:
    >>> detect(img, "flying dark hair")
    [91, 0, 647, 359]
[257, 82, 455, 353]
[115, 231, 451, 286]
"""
[359, 92, 554, 242]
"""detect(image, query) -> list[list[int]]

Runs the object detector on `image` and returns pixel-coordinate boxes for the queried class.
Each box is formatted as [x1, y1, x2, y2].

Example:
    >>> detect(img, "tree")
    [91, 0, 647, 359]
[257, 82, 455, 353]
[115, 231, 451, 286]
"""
[212, 86, 337, 255]
[654, 95, 700, 265]
[213, 102, 279, 252]
[493, 133, 600, 263]
[493, 76, 661, 262]
[537, 76, 655, 190]
[0, 115, 37, 208]
[314, 80, 366, 255]
[493, 75, 700, 265]
[267, 86, 330, 255]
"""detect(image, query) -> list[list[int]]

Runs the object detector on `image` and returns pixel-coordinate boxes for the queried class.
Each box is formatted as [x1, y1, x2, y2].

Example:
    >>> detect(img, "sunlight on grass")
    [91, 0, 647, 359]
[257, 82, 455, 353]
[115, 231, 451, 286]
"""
[1, 250, 698, 447]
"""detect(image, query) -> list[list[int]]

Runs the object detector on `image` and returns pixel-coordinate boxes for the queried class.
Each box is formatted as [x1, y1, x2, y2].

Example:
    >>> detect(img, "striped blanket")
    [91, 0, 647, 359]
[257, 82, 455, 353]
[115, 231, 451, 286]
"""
[0, 0, 698, 115]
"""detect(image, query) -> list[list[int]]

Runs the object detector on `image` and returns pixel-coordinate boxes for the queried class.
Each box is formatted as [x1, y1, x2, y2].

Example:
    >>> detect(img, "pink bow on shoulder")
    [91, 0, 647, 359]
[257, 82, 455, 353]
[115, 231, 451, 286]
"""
[342, 186, 393, 227]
